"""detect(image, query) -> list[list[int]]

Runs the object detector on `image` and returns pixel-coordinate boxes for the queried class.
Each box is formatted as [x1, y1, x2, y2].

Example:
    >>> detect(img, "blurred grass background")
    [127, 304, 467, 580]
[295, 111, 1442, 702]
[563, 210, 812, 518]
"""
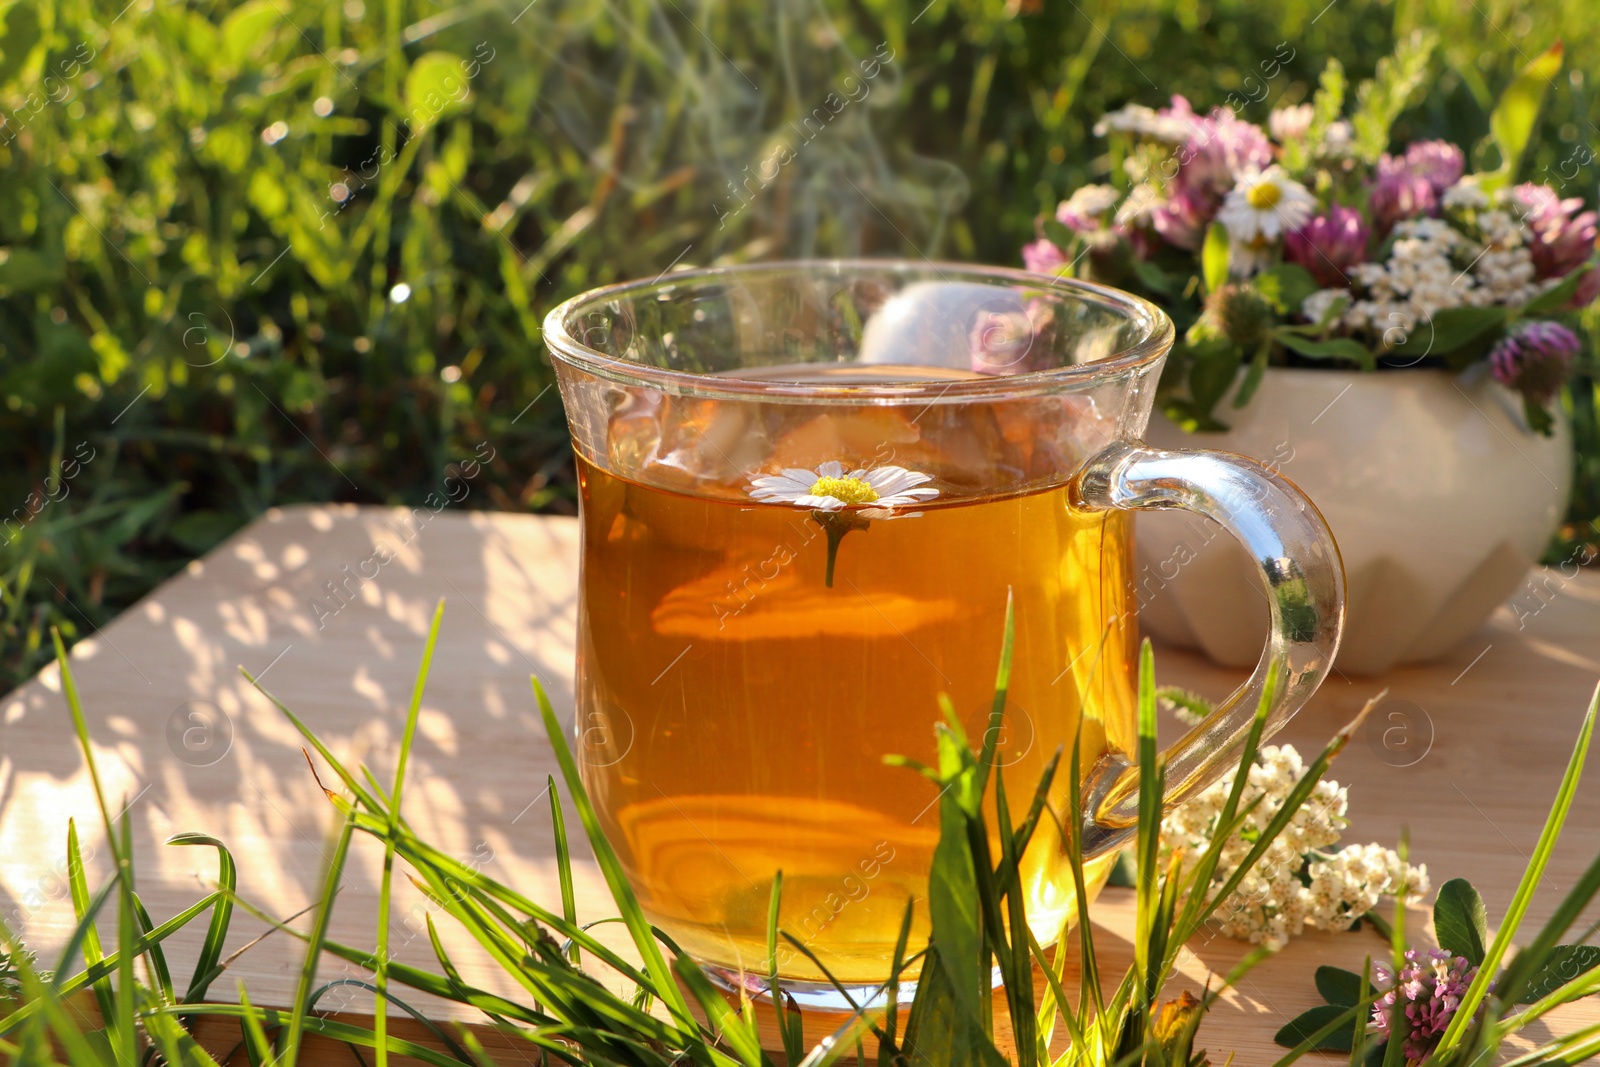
[1, 0, 1596, 690]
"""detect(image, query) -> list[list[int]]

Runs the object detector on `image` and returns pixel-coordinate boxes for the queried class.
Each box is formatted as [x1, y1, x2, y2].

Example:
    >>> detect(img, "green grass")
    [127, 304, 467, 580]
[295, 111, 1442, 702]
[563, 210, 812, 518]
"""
[1, 0, 1597, 693]
[5, 609, 1600, 1065]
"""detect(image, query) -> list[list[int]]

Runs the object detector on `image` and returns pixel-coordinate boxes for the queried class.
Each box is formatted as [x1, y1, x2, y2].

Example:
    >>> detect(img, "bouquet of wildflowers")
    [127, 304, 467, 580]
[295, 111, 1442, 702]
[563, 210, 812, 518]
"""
[1023, 35, 1597, 434]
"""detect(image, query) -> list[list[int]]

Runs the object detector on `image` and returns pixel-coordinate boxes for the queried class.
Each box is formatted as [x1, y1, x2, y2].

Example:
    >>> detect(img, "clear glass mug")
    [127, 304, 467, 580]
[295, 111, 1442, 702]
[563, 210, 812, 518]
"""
[544, 261, 1343, 1007]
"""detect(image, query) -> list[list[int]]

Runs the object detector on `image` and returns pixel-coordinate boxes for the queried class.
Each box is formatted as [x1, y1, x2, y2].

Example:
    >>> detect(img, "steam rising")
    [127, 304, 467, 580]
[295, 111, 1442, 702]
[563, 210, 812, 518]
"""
[524, 0, 969, 260]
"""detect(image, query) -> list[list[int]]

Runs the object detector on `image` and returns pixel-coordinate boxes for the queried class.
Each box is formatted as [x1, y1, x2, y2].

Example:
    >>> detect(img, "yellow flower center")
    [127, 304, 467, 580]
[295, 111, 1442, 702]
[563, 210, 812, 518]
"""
[1246, 180, 1283, 210]
[810, 475, 879, 505]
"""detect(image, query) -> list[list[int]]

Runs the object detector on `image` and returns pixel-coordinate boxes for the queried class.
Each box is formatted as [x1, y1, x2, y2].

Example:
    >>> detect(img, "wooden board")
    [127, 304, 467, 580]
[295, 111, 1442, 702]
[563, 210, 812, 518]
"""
[3, 504, 1599, 1064]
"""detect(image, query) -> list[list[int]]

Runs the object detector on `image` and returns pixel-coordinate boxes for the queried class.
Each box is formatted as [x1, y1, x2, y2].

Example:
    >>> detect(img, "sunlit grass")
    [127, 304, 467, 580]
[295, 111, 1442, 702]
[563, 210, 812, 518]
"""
[3, 607, 1600, 1065]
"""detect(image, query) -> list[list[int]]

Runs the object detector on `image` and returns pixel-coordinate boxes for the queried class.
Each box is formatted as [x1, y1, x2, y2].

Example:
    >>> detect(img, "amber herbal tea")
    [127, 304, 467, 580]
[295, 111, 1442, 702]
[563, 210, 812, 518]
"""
[574, 391, 1139, 988]
[550, 262, 1341, 1007]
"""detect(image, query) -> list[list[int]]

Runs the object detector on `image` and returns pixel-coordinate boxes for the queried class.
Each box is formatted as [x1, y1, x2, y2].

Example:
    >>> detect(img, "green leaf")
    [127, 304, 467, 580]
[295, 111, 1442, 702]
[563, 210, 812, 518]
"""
[1202, 222, 1230, 294]
[1254, 264, 1318, 315]
[0, 248, 64, 293]
[1276, 332, 1375, 367]
[0, 2, 42, 87]
[1485, 42, 1564, 191]
[167, 511, 241, 555]
[1106, 850, 1137, 888]
[1041, 217, 1076, 251]
[1524, 395, 1557, 436]
[1350, 31, 1438, 163]
[1423, 305, 1507, 357]
[1188, 340, 1245, 418]
[219, 0, 283, 71]
[1434, 879, 1489, 965]
[1233, 342, 1270, 408]
[1520, 264, 1592, 316]
[1519, 945, 1600, 1003]
[1274, 1003, 1357, 1052]
[1133, 259, 1172, 295]
[1316, 965, 1372, 1008]
[404, 52, 474, 133]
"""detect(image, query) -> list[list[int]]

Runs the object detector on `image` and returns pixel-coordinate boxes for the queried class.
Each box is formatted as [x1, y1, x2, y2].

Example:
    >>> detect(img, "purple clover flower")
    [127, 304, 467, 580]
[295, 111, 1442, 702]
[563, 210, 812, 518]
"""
[1371, 948, 1479, 1063]
[1022, 238, 1068, 276]
[1370, 141, 1465, 231]
[1508, 183, 1599, 281]
[1490, 320, 1581, 405]
[1176, 106, 1274, 203]
[1150, 182, 1214, 251]
[1402, 141, 1466, 193]
[1285, 205, 1371, 287]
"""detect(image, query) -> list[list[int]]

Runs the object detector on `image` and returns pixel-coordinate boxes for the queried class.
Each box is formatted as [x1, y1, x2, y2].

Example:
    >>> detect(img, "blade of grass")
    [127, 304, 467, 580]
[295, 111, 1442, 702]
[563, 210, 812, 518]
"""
[375, 599, 444, 1067]
[1381, 833, 1410, 1067]
[1170, 665, 1280, 946]
[1439, 681, 1599, 1051]
[549, 775, 580, 966]
[994, 770, 1036, 1067]
[1203, 696, 1378, 921]
[111, 809, 137, 1067]
[166, 833, 236, 1003]
[1494, 682, 1600, 1007]
[241, 666, 386, 813]
[62, 819, 115, 1026]
[766, 872, 805, 1063]
[878, 900, 916, 1067]
[533, 674, 698, 1031]
[1065, 719, 1102, 1018]
[1027, 926, 1086, 1057]
[129, 892, 174, 1003]
[280, 809, 356, 1067]
[1124, 639, 1164, 1061]
[236, 984, 279, 1067]
[1348, 956, 1375, 1067]
[972, 589, 1015, 800]
[673, 956, 768, 1067]
[51, 631, 122, 874]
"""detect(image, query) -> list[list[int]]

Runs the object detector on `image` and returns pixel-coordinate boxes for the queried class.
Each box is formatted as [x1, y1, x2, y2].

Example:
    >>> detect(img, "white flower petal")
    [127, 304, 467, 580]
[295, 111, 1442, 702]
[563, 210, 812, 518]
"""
[875, 490, 940, 509]
[863, 467, 917, 494]
[779, 468, 822, 486]
[793, 494, 845, 510]
[816, 461, 844, 478]
[749, 487, 804, 503]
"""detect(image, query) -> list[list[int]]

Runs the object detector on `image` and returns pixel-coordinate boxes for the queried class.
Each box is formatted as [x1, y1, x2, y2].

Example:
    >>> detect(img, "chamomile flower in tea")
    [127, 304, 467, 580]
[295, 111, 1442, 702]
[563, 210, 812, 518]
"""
[749, 462, 940, 586]
[748, 461, 940, 512]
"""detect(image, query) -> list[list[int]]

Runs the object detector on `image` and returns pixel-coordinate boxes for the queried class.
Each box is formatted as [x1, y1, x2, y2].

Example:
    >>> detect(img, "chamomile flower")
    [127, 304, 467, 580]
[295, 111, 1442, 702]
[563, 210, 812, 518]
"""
[749, 462, 940, 587]
[1217, 165, 1317, 243]
[749, 462, 939, 513]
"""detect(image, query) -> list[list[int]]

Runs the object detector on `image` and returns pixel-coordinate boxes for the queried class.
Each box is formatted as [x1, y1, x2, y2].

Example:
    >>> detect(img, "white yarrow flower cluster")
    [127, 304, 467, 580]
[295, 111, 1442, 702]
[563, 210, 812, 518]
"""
[1160, 743, 1429, 950]
[1061, 183, 1122, 220]
[1441, 176, 1490, 211]
[1093, 103, 1194, 142]
[1306, 183, 1560, 342]
[1267, 104, 1314, 143]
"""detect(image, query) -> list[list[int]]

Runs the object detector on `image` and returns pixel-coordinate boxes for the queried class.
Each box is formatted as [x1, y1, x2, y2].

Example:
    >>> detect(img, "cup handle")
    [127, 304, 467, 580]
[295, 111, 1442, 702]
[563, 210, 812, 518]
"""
[1068, 440, 1346, 858]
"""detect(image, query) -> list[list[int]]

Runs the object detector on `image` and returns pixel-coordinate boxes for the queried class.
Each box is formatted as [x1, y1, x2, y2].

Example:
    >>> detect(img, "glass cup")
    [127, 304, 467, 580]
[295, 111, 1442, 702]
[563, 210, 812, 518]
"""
[544, 260, 1343, 1008]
